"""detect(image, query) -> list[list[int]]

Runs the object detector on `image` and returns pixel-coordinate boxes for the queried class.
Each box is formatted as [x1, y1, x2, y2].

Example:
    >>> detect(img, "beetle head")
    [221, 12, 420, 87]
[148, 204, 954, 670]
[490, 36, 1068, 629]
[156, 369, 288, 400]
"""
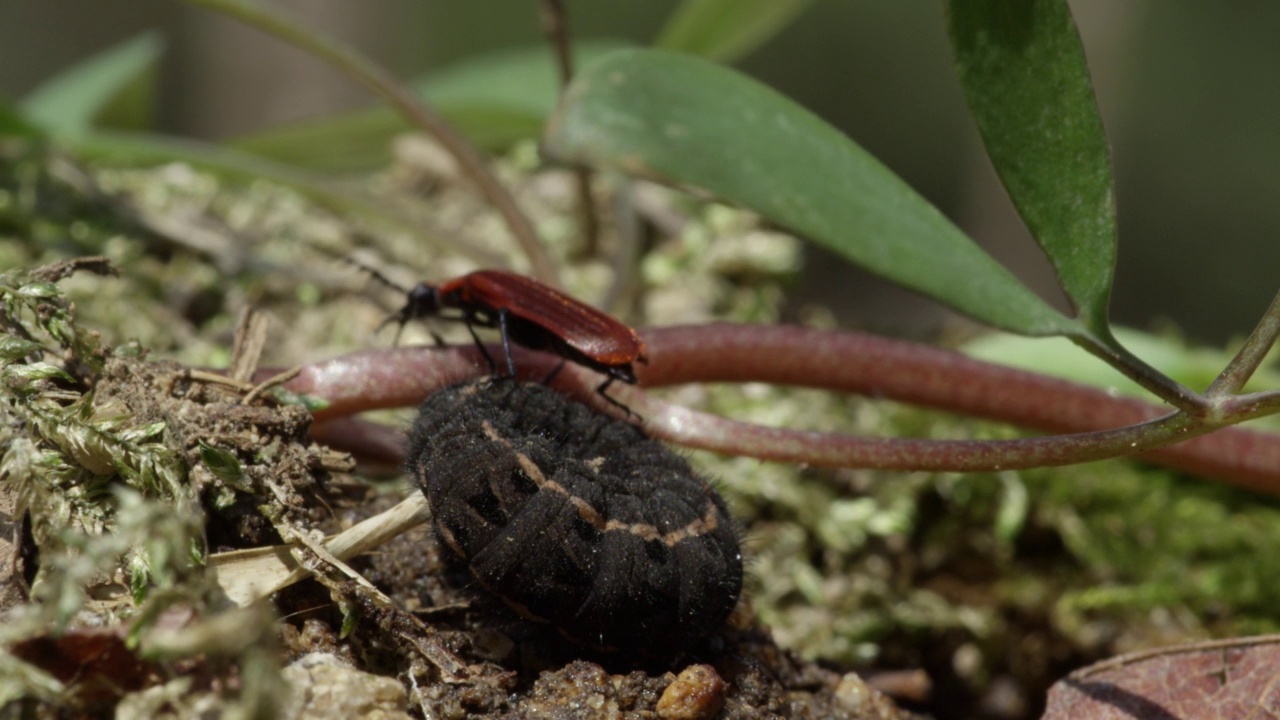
[403, 282, 441, 319]
[377, 282, 442, 343]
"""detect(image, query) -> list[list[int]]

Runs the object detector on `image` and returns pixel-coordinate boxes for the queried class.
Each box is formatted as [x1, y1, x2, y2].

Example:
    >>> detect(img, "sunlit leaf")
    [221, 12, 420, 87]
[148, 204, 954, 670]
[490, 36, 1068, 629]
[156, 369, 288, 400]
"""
[118, 421, 167, 444]
[0, 335, 44, 362]
[4, 362, 75, 385]
[19, 32, 163, 138]
[17, 281, 61, 299]
[947, 0, 1117, 332]
[654, 0, 813, 63]
[544, 49, 1078, 336]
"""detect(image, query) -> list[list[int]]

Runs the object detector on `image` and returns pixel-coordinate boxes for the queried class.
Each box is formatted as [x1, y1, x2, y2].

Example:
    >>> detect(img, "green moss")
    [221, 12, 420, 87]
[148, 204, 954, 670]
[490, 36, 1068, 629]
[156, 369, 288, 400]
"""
[1035, 461, 1280, 637]
[4, 132, 1278, 714]
[693, 377, 1280, 668]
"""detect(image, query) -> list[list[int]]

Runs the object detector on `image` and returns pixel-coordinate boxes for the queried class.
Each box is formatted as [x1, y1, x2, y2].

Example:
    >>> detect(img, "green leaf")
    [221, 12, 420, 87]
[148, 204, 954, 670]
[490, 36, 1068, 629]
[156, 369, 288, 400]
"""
[0, 335, 43, 362]
[19, 32, 163, 138]
[946, 0, 1117, 332]
[118, 421, 167, 444]
[229, 109, 420, 174]
[3, 362, 74, 385]
[129, 555, 151, 603]
[198, 442, 246, 487]
[0, 99, 43, 138]
[17, 281, 61, 299]
[544, 49, 1078, 336]
[231, 42, 628, 172]
[654, 0, 813, 64]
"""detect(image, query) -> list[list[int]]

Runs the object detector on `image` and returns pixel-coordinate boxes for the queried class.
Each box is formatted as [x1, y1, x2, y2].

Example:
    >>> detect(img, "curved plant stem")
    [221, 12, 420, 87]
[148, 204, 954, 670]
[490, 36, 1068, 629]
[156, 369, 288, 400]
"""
[634, 401, 1194, 471]
[180, 0, 558, 285]
[283, 324, 1280, 492]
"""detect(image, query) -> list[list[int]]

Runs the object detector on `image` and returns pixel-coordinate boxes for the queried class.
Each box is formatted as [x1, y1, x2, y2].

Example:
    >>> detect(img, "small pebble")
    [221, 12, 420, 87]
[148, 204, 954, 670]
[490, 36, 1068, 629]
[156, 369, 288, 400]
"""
[656, 664, 725, 720]
[834, 672, 904, 719]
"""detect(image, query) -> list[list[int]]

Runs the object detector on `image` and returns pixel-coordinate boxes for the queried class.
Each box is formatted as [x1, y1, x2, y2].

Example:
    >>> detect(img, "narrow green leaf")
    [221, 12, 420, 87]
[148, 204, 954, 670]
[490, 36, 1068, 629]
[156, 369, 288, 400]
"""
[654, 0, 813, 64]
[129, 555, 151, 603]
[19, 32, 163, 138]
[947, 0, 1117, 332]
[0, 335, 43, 362]
[229, 110, 420, 174]
[231, 43, 628, 172]
[4, 362, 74, 385]
[118, 421, 167, 444]
[0, 99, 43, 138]
[17, 281, 61, 299]
[544, 49, 1078, 336]
[73, 129, 392, 217]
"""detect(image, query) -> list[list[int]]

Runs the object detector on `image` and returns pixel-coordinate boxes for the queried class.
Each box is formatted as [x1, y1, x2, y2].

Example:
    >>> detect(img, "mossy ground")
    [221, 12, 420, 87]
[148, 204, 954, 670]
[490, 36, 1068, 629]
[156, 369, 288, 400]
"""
[3, 140, 1278, 719]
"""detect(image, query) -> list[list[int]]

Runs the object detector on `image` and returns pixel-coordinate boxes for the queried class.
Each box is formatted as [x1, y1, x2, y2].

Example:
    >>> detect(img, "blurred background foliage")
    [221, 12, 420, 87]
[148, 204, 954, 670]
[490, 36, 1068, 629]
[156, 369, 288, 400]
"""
[3, 0, 1277, 345]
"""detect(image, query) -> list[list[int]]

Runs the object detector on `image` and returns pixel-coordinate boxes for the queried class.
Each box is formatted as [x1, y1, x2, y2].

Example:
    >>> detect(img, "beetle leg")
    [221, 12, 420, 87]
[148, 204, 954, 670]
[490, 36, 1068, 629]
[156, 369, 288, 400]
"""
[595, 375, 639, 420]
[463, 312, 497, 374]
[540, 359, 567, 385]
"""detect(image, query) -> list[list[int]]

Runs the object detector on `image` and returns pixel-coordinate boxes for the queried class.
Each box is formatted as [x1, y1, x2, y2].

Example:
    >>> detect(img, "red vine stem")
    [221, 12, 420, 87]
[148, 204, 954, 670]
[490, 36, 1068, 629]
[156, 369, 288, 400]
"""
[289, 324, 1280, 493]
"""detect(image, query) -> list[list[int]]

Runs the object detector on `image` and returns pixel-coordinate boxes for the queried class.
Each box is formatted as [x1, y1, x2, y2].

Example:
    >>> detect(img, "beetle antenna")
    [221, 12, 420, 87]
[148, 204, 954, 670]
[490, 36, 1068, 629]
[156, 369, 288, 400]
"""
[376, 282, 445, 347]
[343, 256, 411, 294]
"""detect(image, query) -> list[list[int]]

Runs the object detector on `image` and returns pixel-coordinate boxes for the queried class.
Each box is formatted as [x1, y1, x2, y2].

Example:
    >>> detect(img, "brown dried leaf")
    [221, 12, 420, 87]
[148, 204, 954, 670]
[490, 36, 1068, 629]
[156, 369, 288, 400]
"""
[1042, 636, 1280, 719]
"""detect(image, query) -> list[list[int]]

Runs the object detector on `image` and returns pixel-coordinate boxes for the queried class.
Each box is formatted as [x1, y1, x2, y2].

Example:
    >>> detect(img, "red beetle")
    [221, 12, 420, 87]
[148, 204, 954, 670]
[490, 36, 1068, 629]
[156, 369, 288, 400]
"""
[389, 270, 648, 399]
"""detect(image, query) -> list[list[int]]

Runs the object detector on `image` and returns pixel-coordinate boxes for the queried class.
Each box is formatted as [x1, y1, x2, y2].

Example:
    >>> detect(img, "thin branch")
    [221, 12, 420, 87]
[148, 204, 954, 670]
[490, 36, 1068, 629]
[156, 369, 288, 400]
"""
[1207, 288, 1280, 397]
[1069, 327, 1207, 413]
[242, 366, 301, 406]
[181, 0, 558, 285]
[539, 0, 574, 85]
[1221, 388, 1280, 419]
[538, 0, 600, 255]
